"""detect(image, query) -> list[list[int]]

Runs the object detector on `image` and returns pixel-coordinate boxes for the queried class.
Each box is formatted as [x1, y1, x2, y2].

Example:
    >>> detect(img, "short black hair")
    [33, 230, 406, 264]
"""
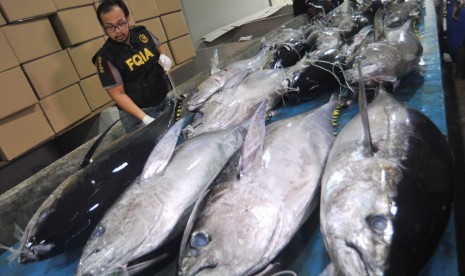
[96, 0, 130, 25]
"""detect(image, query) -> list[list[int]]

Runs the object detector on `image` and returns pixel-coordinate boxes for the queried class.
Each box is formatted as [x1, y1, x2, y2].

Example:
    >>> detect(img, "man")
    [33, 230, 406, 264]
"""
[93, 0, 173, 133]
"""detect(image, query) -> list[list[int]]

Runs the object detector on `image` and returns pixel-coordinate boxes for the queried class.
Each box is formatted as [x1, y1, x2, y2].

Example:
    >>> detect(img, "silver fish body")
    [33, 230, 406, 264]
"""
[320, 90, 454, 275]
[76, 123, 247, 276]
[179, 96, 339, 276]
[383, 19, 422, 63]
[187, 46, 271, 111]
[189, 69, 288, 137]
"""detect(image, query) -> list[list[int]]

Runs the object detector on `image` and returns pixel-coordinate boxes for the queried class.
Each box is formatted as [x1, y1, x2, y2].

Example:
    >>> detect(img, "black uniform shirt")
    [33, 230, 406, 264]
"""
[93, 26, 168, 108]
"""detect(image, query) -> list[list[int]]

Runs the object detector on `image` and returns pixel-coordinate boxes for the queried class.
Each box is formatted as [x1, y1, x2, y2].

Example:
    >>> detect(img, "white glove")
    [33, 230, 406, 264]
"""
[142, 115, 155, 125]
[159, 54, 172, 72]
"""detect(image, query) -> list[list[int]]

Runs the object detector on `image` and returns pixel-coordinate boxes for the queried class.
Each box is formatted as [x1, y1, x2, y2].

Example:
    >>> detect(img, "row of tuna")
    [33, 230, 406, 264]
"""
[10, 0, 454, 275]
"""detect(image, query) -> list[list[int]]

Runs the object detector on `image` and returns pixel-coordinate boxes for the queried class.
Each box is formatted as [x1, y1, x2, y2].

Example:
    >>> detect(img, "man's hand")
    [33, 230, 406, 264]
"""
[143, 115, 155, 125]
[159, 54, 172, 72]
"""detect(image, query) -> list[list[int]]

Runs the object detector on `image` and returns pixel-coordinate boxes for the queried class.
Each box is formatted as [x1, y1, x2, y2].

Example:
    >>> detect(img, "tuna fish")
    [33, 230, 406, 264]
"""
[381, 0, 421, 28]
[320, 88, 454, 275]
[345, 7, 422, 88]
[285, 48, 346, 102]
[16, 99, 178, 263]
[179, 95, 339, 276]
[381, 19, 423, 64]
[188, 68, 288, 137]
[75, 109, 252, 275]
[265, 39, 311, 69]
[187, 46, 272, 112]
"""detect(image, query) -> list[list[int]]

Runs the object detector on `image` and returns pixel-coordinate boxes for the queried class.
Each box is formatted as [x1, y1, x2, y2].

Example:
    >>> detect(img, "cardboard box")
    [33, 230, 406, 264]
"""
[53, 6, 104, 47]
[0, 104, 54, 161]
[0, 67, 38, 119]
[94, 0, 135, 27]
[160, 11, 189, 40]
[79, 74, 113, 110]
[67, 37, 105, 79]
[0, 28, 19, 72]
[2, 18, 62, 63]
[0, 11, 5, 26]
[22, 50, 80, 99]
[155, 0, 181, 15]
[40, 83, 91, 133]
[0, 0, 56, 23]
[168, 34, 196, 64]
[52, 0, 93, 10]
[128, 0, 159, 22]
[138, 17, 166, 43]
[160, 42, 173, 64]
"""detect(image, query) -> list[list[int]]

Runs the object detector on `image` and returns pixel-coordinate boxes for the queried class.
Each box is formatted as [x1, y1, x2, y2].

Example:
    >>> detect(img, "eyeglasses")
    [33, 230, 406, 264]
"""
[104, 21, 128, 33]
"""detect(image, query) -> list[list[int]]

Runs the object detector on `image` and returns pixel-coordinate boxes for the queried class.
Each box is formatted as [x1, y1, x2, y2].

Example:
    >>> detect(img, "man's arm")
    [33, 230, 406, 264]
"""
[106, 85, 148, 121]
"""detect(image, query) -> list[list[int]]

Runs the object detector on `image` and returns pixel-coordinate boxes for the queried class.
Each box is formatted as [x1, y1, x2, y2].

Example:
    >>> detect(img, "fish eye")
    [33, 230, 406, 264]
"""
[190, 231, 210, 249]
[38, 209, 50, 222]
[367, 215, 389, 234]
[91, 226, 105, 238]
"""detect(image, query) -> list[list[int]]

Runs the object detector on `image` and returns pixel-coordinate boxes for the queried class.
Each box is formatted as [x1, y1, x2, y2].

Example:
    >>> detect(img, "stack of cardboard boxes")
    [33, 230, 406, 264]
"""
[0, 0, 196, 162]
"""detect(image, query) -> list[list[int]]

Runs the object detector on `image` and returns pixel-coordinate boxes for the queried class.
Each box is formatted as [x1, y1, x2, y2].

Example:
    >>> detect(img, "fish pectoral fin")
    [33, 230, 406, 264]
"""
[223, 69, 250, 90]
[141, 117, 186, 179]
[240, 101, 267, 178]
[127, 252, 170, 275]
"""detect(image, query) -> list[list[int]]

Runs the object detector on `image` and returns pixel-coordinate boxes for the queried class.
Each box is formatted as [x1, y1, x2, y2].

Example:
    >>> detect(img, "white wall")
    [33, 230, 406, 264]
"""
[181, 0, 271, 48]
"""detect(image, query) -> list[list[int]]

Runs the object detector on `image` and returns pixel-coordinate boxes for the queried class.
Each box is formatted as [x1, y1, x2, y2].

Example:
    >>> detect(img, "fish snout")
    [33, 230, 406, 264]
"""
[19, 250, 38, 264]
[19, 242, 54, 263]
[180, 255, 218, 276]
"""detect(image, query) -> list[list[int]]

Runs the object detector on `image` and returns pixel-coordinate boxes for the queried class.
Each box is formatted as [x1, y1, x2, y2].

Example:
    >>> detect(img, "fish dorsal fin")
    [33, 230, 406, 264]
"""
[239, 101, 267, 178]
[80, 119, 121, 169]
[356, 56, 374, 156]
[141, 117, 185, 179]
[223, 69, 250, 90]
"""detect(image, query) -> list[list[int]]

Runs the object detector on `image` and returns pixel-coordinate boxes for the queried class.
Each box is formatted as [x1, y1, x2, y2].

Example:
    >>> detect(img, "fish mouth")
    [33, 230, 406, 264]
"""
[345, 240, 372, 275]
[180, 257, 218, 276]
[19, 243, 55, 263]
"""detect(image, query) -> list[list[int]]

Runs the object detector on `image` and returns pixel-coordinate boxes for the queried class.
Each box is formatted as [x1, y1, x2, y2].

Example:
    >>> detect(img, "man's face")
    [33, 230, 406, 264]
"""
[100, 6, 129, 43]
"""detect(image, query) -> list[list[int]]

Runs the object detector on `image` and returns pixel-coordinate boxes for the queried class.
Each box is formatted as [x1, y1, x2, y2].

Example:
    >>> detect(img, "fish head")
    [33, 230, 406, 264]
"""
[179, 184, 280, 275]
[75, 225, 124, 276]
[346, 43, 403, 83]
[18, 199, 59, 263]
[322, 159, 400, 275]
[19, 240, 56, 263]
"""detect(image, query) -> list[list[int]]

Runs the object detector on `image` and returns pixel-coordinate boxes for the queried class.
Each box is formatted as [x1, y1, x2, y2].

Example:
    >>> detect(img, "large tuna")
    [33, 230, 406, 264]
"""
[15, 99, 178, 263]
[320, 88, 454, 275]
[188, 68, 288, 137]
[179, 95, 339, 276]
[75, 107, 254, 275]
[187, 46, 272, 111]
